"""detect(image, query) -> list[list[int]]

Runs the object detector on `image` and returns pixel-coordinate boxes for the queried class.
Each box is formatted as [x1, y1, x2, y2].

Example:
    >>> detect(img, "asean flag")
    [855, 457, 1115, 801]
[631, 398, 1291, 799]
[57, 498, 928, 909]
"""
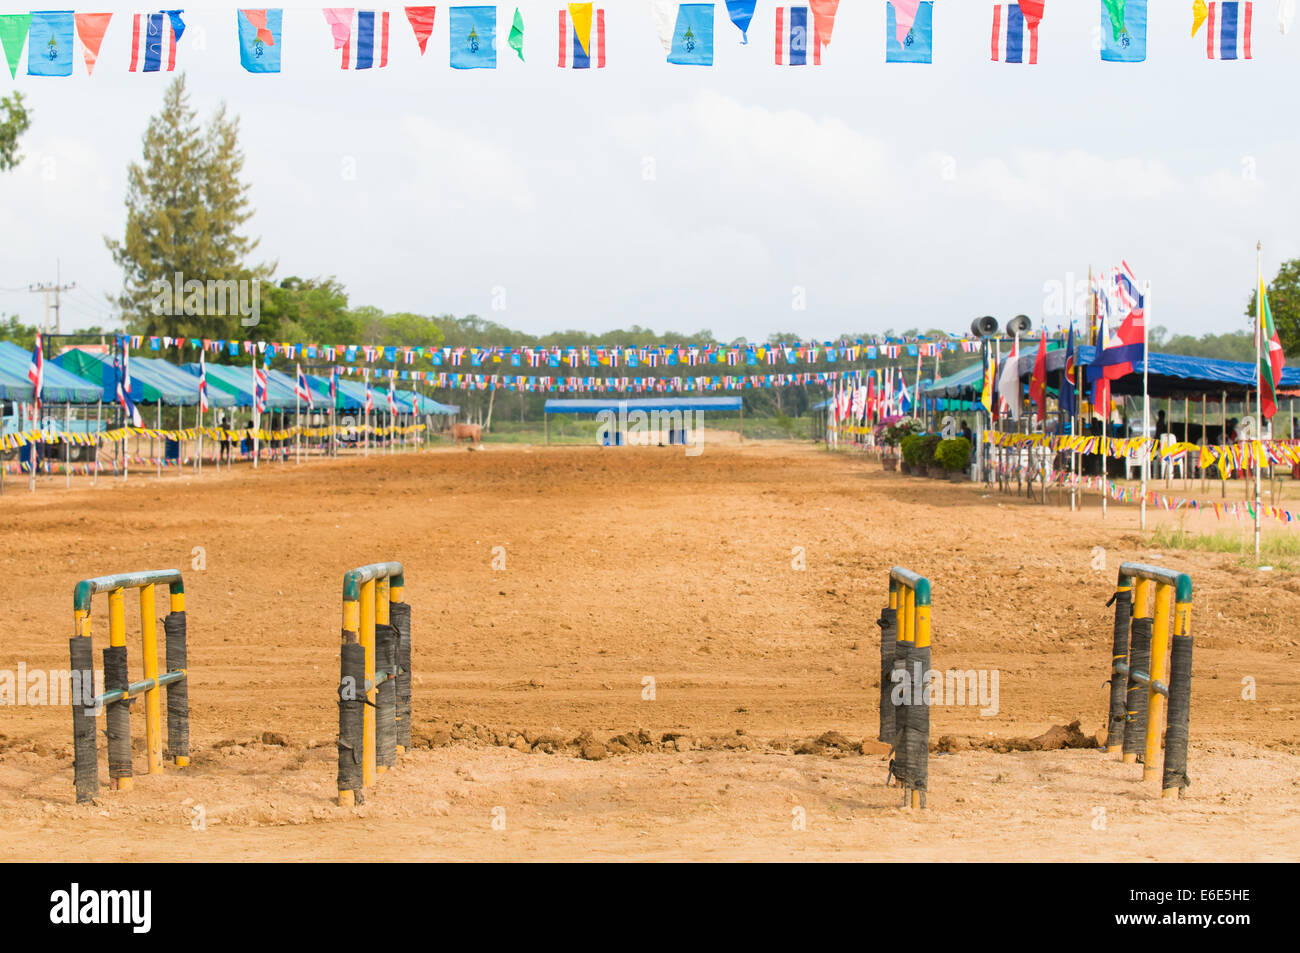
[558, 3, 605, 68]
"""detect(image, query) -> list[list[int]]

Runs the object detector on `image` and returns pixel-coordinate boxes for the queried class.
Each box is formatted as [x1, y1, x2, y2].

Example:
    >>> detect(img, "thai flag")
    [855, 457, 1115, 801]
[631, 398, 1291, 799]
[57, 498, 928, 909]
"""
[896, 372, 912, 414]
[1205, 2, 1253, 60]
[295, 364, 314, 408]
[364, 373, 374, 412]
[991, 3, 1043, 64]
[386, 375, 399, 414]
[254, 365, 268, 414]
[775, 5, 812, 65]
[115, 336, 143, 427]
[558, 4, 606, 68]
[27, 332, 43, 414]
[1115, 261, 1143, 315]
[129, 11, 185, 72]
[324, 9, 390, 69]
[198, 350, 210, 413]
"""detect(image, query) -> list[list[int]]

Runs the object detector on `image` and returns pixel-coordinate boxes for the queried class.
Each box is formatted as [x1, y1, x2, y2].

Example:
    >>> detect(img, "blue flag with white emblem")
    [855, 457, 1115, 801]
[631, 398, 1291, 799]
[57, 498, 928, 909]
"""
[886, 1, 932, 63]
[238, 9, 282, 73]
[450, 5, 497, 69]
[669, 3, 714, 65]
[1101, 0, 1146, 63]
[28, 10, 75, 77]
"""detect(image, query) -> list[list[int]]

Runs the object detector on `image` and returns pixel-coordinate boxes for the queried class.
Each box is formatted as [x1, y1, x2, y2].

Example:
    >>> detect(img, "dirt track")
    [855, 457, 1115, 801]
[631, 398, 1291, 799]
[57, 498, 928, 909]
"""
[1, 441, 1297, 861]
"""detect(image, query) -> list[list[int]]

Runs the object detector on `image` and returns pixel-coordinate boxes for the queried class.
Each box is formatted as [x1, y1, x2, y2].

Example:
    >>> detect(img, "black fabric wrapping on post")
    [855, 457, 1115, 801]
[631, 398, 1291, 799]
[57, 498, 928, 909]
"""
[1106, 589, 1132, 750]
[1124, 618, 1153, 761]
[103, 645, 133, 781]
[337, 641, 365, 799]
[390, 601, 412, 750]
[889, 641, 911, 786]
[877, 607, 897, 743]
[70, 638, 99, 803]
[163, 611, 189, 761]
[901, 645, 930, 800]
[1162, 634, 1193, 794]
[374, 623, 399, 768]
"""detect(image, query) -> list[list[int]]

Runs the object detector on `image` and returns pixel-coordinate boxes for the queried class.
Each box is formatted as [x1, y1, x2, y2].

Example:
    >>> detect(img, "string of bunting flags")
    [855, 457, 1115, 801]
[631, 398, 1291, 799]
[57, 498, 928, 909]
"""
[983, 430, 1300, 474]
[1, 2, 1293, 80]
[129, 333, 979, 372]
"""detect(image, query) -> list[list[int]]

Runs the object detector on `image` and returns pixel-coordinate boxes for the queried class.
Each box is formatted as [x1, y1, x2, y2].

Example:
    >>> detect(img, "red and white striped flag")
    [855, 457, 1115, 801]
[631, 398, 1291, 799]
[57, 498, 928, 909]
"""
[27, 332, 43, 416]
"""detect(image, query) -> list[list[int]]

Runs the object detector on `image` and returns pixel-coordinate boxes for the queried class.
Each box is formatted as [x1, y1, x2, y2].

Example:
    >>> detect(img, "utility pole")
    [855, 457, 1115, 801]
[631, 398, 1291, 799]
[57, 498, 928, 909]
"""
[29, 261, 76, 335]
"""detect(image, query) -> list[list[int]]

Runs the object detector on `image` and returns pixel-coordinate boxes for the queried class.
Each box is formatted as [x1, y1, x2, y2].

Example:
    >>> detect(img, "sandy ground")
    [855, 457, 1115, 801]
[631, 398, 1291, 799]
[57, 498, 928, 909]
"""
[1, 440, 1297, 861]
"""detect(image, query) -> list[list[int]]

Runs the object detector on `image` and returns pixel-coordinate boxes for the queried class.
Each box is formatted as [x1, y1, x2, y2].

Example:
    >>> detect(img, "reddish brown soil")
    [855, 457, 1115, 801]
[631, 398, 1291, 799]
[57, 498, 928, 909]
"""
[1, 442, 1296, 861]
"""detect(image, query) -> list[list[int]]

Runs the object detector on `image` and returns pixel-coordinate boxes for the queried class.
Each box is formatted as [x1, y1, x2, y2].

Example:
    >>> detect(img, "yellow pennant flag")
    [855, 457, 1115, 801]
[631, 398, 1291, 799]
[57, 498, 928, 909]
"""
[1191, 0, 1208, 36]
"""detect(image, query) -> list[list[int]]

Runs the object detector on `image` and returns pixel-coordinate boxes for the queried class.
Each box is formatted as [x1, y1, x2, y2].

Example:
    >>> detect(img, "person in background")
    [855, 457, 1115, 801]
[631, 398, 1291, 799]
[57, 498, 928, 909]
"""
[959, 420, 973, 443]
[218, 413, 231, 464]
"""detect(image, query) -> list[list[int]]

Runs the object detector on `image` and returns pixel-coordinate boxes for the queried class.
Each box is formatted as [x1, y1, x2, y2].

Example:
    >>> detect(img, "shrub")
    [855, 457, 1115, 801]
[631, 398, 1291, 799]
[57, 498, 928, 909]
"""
[935, 437, 971, 472]
[918, 434, 942, 468]
[900, 433, 925, 466]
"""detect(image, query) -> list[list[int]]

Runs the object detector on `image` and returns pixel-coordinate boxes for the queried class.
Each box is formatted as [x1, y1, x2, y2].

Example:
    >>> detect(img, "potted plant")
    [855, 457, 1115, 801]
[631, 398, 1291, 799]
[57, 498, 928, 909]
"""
[899, 433, 923, 475]
[919, 434, 944, 477]
[935, 436, 972, 481]
[879, 417, 921, 472]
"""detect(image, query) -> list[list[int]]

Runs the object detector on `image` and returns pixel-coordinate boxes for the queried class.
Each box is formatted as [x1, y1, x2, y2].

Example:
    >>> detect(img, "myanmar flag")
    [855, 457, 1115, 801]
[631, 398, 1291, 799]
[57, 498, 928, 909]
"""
[1259, 276, 1285, 420]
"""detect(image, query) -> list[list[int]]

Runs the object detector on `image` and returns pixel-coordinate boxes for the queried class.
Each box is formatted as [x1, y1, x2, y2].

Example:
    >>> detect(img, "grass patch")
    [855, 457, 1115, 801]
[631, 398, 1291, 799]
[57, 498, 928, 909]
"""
[1147, 524, 1300, 569]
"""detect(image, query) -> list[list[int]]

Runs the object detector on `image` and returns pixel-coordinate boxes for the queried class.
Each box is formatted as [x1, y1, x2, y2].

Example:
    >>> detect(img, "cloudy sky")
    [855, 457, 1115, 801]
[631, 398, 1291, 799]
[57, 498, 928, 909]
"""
[1, 1, 1297, 342]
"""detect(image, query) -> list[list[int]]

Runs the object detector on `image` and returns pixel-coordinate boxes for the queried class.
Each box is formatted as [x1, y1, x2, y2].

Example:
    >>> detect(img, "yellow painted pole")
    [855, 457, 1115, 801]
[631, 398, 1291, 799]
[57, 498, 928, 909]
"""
[360, 578, 377, 786]
[1164, 598, 1193, 800]
[373, 578, 390, 774]
[139, 583, 162, 775]
[376, 578, 390, 627]
[339, 596, 361, 807]
[108, 588, 131, 791]
[1124, 578, 1152, 763]
[912, 590, 929, 810]
[1144, 583, 1174, 783]
[903, 588, 916, 644]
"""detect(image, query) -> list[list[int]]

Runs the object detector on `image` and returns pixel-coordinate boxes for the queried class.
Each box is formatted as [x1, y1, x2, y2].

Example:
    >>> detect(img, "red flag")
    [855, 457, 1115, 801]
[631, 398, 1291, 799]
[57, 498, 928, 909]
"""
[75, 13, 112, 75]
[405, 6, 436, 54]
[1029, 331, 1048, 421]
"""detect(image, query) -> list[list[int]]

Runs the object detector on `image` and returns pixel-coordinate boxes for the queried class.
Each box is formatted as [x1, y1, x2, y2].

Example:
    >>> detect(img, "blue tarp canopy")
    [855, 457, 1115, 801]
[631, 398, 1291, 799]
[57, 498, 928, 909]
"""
[0, 341, 103, 403]
[53, 350, 234, 407]
[0, 361, 34, 400]
[181, 362, 298, 409]
[545, 397, 743, 414]
[137, 357, 236, 407]
[1000, 345, 1300, 400]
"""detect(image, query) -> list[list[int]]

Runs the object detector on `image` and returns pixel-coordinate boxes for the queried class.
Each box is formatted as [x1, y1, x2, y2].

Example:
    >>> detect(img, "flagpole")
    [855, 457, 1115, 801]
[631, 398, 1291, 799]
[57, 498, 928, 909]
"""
[1255, 241, 1263, 559]
[296, 386, 301, 465]
[252, 350, 260, 470]
[1140, 281, 1150, 532]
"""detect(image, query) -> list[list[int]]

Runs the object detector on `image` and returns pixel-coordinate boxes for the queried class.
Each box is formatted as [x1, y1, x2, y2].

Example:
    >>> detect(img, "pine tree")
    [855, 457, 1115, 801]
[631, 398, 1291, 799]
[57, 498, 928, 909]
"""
[106, 74, 269, 339]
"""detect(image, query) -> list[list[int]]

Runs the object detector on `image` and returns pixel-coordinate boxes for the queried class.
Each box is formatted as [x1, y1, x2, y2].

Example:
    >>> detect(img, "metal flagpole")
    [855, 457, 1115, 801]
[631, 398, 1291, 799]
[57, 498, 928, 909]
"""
[1255, 241, 1263, 559]
[93, 398, 100, 486]
[252, 351, 260, 470]
[1140, 281, 1150, 532]
[64, 402, 71, 489]
[296, 389, 301, 464]
[156, 399, 162, 480]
